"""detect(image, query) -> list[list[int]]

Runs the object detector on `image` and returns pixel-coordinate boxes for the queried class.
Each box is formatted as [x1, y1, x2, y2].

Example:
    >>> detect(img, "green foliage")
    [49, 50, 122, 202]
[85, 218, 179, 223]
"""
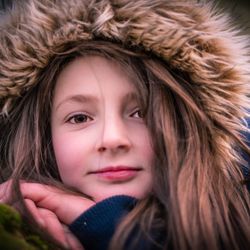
[0, 204, 60, 250]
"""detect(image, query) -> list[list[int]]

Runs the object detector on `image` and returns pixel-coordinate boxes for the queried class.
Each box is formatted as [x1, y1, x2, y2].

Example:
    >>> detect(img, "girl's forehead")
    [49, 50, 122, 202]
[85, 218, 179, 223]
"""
[53, 55, 140, 104]
[57, 55, 130, 81]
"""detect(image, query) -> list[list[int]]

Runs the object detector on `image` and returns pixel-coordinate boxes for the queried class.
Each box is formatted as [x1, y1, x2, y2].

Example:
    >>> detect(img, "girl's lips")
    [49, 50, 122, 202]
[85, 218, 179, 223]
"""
[89, 166, 142, 182]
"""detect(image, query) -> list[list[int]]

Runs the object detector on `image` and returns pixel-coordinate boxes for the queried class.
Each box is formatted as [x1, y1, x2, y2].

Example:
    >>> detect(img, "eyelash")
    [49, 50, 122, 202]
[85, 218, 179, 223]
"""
[66, 108, 143, 124]
[130, 109, 144, 119]
[66, 113, 93, 124]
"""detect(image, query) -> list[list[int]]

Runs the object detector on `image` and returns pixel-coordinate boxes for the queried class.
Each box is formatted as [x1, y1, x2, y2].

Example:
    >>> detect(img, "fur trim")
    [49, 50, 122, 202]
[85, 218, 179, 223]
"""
[0, 0, 250, 128]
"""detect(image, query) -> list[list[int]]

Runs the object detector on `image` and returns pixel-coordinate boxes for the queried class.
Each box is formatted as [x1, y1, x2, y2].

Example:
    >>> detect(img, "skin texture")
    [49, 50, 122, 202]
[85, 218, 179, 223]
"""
[51, 56, 154, 202]
[0, 181, 91, 249]
[0, 56, 154, 249]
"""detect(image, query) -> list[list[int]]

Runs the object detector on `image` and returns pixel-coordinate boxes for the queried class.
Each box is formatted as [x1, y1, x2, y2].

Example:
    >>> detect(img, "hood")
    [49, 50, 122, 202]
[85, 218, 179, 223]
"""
[0, 0, 249, 132]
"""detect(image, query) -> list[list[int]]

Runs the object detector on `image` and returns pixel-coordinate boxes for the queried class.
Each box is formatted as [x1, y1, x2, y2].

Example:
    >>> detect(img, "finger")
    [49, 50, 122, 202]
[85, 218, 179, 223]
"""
[19, 182, 94, 225]
[0, 180, 13, 203]
[24, 198, 45, 227]
[38, 208, 69, 249]
[20, 182, 67, 212]
[63, 225, 84, 250]
[20, 183, 62, 202]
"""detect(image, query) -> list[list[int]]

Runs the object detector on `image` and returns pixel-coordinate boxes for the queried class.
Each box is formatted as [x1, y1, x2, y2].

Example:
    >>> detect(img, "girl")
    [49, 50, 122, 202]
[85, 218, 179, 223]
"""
[0, 0, 250, 249]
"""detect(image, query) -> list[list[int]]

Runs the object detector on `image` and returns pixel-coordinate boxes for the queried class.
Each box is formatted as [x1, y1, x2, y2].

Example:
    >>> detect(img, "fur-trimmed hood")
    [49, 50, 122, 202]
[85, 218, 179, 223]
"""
[0, 0, 250, 134]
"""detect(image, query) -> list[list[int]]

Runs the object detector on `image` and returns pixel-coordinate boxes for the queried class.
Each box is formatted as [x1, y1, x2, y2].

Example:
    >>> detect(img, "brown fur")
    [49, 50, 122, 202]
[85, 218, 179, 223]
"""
[0, 2, 250, 248]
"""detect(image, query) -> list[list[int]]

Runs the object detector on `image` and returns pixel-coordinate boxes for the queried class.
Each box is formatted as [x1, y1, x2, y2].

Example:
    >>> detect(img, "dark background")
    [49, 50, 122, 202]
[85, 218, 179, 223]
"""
[219, 0, 250, 34]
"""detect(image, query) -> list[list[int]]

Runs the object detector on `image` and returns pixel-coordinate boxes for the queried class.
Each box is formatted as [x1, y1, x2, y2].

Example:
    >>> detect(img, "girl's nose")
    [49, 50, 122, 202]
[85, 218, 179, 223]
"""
[97, 115, 132, 153]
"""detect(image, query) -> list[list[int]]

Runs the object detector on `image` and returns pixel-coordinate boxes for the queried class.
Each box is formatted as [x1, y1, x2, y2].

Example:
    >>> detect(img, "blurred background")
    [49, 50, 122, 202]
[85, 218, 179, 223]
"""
[219, 0, 250, 34]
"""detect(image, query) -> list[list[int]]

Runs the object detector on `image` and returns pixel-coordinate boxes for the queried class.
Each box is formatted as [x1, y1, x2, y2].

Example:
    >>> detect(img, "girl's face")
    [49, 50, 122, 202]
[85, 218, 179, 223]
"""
[51, 56, 153, 202]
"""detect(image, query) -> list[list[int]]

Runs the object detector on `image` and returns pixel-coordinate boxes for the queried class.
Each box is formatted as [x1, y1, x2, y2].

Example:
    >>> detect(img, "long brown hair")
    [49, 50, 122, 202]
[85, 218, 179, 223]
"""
[0, 41, 250, 250]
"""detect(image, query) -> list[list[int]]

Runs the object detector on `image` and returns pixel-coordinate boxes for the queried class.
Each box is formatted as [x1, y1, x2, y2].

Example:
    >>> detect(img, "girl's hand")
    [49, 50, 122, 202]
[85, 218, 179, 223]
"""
[0, 180, 94, 249]
[20, 182, 95, 225]
[34, 205, 84, 249]
[0, 179, 12, 204]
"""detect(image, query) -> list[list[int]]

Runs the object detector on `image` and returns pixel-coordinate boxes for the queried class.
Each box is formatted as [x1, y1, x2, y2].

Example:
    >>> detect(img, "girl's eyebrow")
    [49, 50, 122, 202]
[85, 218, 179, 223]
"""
[123, 92, 140, 104]
[55, 92, 139, 111]
[55, 94, 98, 111]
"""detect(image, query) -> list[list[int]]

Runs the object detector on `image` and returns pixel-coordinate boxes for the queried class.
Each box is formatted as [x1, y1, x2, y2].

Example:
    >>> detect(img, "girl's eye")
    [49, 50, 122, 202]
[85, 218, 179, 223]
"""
[67, 114, 92, 124]
[131, 109, 144, 119]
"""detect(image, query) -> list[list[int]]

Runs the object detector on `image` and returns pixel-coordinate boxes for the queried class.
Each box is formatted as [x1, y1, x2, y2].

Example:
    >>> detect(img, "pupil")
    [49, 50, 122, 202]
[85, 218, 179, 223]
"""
[75, 115, 86, 123]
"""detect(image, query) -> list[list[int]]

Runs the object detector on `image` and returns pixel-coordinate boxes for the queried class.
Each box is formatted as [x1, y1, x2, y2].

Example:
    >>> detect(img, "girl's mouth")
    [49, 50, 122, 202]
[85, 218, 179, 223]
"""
[89, 166, 142, 182]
